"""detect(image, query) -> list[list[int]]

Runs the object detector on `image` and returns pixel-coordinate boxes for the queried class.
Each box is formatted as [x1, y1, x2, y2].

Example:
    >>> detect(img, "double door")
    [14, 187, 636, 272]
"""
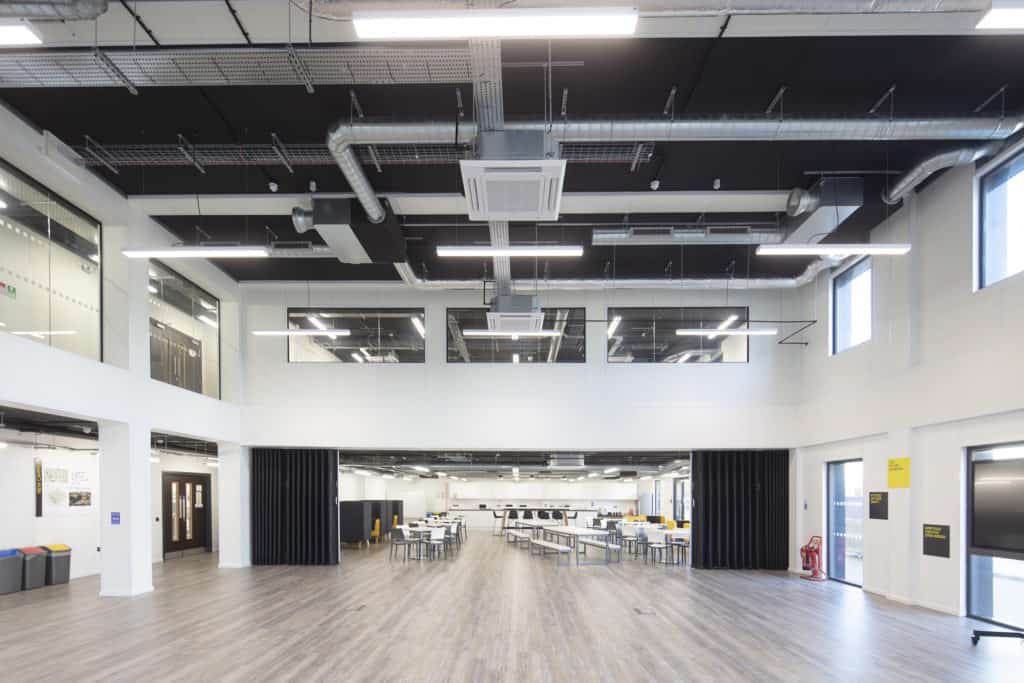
[163, 472, 211, 556]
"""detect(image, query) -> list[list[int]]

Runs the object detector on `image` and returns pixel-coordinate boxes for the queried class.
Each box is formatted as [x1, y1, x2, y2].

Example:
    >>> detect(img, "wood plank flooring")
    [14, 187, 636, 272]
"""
[0, 532, 1019, 682]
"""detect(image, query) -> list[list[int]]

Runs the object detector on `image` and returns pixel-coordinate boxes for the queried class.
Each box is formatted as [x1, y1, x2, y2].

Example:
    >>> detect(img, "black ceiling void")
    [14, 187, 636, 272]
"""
[1, 35, 1020, 282]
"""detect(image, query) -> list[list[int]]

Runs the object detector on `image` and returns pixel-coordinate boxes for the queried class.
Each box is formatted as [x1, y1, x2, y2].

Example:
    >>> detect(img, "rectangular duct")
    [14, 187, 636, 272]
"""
[782, 177, 863, 244]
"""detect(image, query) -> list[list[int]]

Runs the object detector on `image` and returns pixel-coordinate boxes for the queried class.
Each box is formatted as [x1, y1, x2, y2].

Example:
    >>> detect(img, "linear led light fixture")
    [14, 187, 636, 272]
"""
[411, 316, 426, 338]
[436, 245, 583, 258]
[353, 469, 373, 476]
[197, 314, 218, 329]
[707, 314, 738, 341]
[607, 315, 621, 338]
[676, 328, 778, 337]
[122, 246, 270, 259]
[0, 22, 43, 47]
[756, 243, 911, 257]
[351, 353, 365, 363]
[977, 1, 1024, 28]
[676, 352, 695, 364]
[603, 467, 620, 474]
[308, 315, 338, 340]
[353, 7, 638, 40]
[251, 329, 352, 337]
[412, 465, 431, 473]
[462, 330, 562, 338]
[587, 472, 600, 478]
[10, 330, 78, 337]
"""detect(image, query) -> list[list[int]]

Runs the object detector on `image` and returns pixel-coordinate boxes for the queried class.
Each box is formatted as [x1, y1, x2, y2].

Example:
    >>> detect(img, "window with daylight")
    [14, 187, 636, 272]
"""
[979, 149, 1024, 288]
[831, 258, 872, 355]
[0, 158, 102, 360]
[606, 307, 749, 364]
[148, 261, 221, 398]
[446, 307, 585, 363]
[286, 308, 425, 363]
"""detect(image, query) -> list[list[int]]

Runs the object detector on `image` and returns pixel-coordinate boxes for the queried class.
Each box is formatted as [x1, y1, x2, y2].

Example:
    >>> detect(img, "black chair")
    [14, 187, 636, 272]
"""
[523, 510, 534, 520]
[552, 510, 563, 521]
[538, 510, 550, 520]
[505, 509, 519, 530]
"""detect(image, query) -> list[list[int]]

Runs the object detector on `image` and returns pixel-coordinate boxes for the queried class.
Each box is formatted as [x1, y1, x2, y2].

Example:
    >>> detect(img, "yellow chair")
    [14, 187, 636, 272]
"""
[667, 520, 677, 530]
[392, 514, 399, 529]
[370, 518, 381, 544]
[682, 521, 690, 529]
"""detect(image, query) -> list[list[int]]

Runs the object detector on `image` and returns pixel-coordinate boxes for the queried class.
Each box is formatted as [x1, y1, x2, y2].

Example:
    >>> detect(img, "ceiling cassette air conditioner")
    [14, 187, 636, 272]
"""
[460, 131, 565, 221]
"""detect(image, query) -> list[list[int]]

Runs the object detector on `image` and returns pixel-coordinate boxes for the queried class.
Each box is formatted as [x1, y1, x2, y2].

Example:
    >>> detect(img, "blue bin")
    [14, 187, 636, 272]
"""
[0, 549, 22, 594]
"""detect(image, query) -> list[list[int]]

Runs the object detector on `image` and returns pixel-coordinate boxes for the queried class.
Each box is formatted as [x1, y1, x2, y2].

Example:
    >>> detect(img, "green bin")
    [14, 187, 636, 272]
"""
[0, 549, 22, 594]
[43, 545, 71, 585]
[19, 547, 46, 590]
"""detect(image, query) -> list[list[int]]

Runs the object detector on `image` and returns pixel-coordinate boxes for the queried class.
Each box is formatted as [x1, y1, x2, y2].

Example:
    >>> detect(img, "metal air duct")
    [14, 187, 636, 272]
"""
[0, 0, 107, 19]
[882, 143, 1003, 205]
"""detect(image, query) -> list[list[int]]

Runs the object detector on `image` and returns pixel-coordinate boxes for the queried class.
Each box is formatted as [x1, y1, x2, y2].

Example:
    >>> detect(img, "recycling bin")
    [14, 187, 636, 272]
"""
[19, 547, 46, 590]
[0, 549, 22, 594]
[43, 545, 71, 585]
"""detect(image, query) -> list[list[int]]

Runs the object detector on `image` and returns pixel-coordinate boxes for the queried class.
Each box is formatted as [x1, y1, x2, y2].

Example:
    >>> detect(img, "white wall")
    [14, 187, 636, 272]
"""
[790, 159, 1024, 615]
[150, 453, 219, 563]
[0, 432, 101, 580]
[243, 285, 802, 451]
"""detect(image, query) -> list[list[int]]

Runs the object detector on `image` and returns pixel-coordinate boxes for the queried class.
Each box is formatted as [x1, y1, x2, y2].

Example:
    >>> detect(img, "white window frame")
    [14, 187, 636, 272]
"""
[828, 256, 872, 356]
[974, 137, 1024, 292]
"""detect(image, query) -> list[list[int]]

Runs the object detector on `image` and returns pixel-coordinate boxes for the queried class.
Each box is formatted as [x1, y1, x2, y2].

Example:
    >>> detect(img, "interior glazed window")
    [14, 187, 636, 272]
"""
[0, 158, 102, 360]
[968, 443, 1024, 631]
[607, 307, 749, 363]
[286, 308, 425, 363]
[832, 258, 872, 355]
[446, 307, 585, 363]
[979, 149, 1024, 288]
[148, 261, 221, 398]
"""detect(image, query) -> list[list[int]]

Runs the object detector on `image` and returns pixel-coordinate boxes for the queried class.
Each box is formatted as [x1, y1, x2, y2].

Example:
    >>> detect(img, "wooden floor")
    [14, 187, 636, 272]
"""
[0, 532, 1019, 682]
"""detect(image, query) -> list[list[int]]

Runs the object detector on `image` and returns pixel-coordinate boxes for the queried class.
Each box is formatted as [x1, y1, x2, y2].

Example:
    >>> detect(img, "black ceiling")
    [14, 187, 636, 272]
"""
[3, 35, 1021, 281]
[339, 450, 690, 470]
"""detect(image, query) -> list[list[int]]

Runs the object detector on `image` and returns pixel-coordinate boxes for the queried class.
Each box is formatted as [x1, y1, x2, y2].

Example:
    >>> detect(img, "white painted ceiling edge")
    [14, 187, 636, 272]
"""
[25, 0, 1012, 48]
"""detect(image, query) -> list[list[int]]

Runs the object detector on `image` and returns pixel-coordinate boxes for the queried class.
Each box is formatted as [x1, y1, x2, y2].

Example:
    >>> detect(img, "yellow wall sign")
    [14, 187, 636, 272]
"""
[888, 457, 911, 488]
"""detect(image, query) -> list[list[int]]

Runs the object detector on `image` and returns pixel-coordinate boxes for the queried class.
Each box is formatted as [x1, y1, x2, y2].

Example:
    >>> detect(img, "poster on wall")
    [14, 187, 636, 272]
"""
[869, 492, 889, 520]
[923, 524, 951, 558]
[34, 458, 43, 517]
[887, 458, 911, 488]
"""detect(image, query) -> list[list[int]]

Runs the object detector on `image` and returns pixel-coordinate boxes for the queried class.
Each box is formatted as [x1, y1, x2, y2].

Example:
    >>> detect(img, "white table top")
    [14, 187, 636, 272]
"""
[544, 527, 608, 537]
[516, 520, 562, 528]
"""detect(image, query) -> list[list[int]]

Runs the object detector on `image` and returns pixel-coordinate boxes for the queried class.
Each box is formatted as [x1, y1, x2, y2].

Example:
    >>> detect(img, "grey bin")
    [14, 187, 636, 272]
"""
[43, 545, 71, 585]
[0, 550, 22, 594]
[19, 548, 46, 590]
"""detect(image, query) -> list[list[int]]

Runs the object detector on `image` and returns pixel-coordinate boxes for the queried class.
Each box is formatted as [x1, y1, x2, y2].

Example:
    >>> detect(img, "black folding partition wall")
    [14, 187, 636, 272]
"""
[251, 448, 340, 565]
[691, 450, 789, 570]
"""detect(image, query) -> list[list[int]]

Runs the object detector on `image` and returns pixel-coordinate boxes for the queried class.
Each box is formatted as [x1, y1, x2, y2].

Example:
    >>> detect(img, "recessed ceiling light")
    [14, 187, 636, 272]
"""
[353, 7, 639, 40]
[436, 245, 583, 258]
[977, 1, 1024, 28]
[0, 23, 42, 47]
[756, 243, 911, 257]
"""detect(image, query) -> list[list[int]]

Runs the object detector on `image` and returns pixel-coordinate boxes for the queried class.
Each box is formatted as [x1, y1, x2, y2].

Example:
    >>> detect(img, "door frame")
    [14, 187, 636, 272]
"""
[161, 471, 213, 558]
[826, 458, 863, 588]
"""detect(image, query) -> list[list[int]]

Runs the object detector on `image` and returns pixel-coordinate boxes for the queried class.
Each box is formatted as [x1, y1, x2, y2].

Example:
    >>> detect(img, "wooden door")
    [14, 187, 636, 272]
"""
[162, 472, 211, 556]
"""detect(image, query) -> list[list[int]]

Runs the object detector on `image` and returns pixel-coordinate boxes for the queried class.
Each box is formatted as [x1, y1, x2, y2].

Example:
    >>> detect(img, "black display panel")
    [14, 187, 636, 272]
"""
[972, 459, 1024, 554]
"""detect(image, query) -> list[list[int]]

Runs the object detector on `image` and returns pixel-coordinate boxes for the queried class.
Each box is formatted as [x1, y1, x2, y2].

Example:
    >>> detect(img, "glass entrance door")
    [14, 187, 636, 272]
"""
[827, 460, 864, 586]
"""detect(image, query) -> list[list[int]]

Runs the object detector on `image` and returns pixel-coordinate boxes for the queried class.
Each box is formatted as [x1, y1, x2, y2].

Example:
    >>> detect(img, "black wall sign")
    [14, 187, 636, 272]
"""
[34, 458, 42, 517]
[923, 524, 951, 558]
[869, 491, 889, 520]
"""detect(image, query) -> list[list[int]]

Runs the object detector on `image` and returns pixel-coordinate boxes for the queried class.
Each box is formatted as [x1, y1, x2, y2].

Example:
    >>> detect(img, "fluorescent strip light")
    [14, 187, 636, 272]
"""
[756, 243, 911, 257]
[147, 284, 158, 294]
[307, 315, 338, 340]
[676, 352, 695, 364]
[676, 328, 778, 337]
[11, 330, 77, 337]
[436, 245, 583, 258]
[0, 24, 42, 46]
[412, 465, 431, 473]
[707, 314, 739, 341]
[122, 246, 270, 259]
[462, 330, 562, 338]
[607, 315, 621, 338]
[411, 316, 426, 338]
[351, 353, 365, 363]
[603, 467, 619, 474]
[252, 329, 352, 337]
[354, 7, 638, 40]
[512, 353, 520, 364]
[198, 315, 219, 329]
[977, 1, 1024, 28]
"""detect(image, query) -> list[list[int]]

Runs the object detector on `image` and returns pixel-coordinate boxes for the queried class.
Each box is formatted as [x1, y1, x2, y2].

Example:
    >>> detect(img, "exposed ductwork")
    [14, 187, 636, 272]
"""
[592, 226, 786, 246]
[393, 258, 835, 291]
[0, 0, 107, 19]
[781, 176, 864, 244]
[881, 143, 1003, 205]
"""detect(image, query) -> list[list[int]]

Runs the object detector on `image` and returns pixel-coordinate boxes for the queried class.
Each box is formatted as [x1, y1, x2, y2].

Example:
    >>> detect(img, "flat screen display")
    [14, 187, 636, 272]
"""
[973, 459, 1024, 554]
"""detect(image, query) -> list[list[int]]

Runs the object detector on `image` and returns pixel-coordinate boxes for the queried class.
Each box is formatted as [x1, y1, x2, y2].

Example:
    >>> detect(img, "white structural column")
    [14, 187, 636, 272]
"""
[98, 420, 153, 596]
[217, 443, 252, 568]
